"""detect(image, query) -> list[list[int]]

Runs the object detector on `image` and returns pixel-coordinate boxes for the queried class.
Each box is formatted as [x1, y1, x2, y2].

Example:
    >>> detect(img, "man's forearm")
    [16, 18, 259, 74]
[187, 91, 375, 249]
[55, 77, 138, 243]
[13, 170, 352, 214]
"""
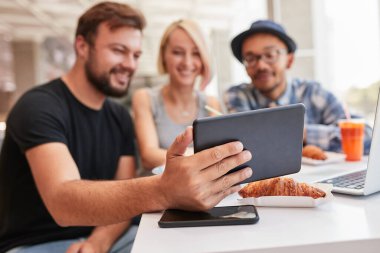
[50, 175, 166, 227]
[305, 123, 340, 151]
[85, 156, 136, 252]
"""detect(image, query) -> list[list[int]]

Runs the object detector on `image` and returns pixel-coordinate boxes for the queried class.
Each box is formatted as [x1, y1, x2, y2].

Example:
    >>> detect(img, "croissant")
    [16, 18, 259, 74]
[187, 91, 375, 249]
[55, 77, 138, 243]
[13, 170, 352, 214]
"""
[239, 177, 326, 199]
[302, 145, 327, 160]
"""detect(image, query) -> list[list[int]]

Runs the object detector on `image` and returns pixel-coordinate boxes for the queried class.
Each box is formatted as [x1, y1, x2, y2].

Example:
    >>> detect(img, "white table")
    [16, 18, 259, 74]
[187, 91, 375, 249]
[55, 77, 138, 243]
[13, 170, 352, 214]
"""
[132, 159, 380, 253]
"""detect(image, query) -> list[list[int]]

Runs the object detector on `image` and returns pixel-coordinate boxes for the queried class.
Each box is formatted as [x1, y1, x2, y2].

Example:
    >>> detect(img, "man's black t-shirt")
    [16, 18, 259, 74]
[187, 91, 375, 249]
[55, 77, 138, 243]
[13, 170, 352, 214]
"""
[0, 78, 135, 252]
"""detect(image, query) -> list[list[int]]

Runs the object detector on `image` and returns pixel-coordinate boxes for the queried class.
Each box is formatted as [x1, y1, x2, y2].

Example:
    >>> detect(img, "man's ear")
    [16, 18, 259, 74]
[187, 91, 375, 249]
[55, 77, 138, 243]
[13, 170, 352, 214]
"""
[75, 35, 89, 58]
[286, 53, 295, 69]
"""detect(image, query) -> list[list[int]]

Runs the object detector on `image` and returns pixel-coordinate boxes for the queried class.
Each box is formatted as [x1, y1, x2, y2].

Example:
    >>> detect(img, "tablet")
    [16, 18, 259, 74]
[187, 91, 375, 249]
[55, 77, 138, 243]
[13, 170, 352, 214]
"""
[193, 104, 305, 184]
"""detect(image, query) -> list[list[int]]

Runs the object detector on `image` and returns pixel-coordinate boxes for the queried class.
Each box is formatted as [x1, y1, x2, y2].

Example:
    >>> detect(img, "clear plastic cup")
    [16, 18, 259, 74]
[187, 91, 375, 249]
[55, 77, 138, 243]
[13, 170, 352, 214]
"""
[339, 119, 365, 161]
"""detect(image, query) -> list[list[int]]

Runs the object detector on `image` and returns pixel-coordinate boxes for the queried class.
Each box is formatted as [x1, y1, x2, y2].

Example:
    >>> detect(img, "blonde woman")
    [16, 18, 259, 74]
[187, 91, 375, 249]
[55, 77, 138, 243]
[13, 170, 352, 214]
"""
[132, 19, 221, 170]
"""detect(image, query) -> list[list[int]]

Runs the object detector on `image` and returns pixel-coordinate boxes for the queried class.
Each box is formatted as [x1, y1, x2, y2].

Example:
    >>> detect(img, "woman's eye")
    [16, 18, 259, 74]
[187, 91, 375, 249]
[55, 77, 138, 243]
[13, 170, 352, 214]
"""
[172, 50, 184, 55]
[134, 53, 141, 60]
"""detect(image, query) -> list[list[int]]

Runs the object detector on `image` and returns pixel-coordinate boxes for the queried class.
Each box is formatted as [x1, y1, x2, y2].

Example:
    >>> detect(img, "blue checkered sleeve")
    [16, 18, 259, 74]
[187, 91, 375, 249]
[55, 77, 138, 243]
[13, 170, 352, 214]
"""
[224, 84, 254, 113]
[302, 82, 372, 154]
[306, 124, 341, 151]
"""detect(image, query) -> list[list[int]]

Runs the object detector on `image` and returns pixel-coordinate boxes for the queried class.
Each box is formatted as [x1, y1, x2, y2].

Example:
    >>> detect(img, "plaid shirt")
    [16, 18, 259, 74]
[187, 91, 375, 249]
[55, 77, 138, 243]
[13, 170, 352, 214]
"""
[224, 78, 372, 154]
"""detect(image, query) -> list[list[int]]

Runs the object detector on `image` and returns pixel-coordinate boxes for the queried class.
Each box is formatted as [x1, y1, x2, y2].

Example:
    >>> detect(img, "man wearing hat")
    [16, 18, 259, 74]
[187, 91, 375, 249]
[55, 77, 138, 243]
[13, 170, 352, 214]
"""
[224, 20, 372, 153]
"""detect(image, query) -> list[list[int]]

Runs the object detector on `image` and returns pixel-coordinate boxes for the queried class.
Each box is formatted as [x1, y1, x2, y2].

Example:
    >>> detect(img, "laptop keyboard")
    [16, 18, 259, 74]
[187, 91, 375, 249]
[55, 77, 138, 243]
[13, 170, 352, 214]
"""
[319, 170, 367, 189]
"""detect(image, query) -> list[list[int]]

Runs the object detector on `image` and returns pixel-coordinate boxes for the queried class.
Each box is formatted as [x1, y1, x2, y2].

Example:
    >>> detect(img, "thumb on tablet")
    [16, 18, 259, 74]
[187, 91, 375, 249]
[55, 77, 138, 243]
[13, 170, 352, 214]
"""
[167, 126, 193, 158]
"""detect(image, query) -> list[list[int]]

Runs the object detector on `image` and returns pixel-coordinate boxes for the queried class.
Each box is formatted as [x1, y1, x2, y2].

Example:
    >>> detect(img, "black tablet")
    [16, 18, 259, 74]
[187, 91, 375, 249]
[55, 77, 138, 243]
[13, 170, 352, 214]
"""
[193, 104, 305, 184]
[158, 205, 259, 228]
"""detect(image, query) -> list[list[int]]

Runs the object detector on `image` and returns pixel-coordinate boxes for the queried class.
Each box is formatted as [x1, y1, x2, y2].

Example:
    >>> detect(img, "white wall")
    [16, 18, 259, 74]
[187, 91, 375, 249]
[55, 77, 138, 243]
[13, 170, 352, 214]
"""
[313, 0, 380, 97]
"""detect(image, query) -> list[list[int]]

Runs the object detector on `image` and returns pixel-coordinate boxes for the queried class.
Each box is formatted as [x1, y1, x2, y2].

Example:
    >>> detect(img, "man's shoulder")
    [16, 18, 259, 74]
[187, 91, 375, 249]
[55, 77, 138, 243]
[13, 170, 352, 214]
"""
[225, 83, 251, 93]
[20, 78, 65, 103]
[291, 78, 321, 89]
[291, 78, 333, 94]
[6, 79, 69, 146]
[290, 78, 338, 104]
[7, 79, 68, 125]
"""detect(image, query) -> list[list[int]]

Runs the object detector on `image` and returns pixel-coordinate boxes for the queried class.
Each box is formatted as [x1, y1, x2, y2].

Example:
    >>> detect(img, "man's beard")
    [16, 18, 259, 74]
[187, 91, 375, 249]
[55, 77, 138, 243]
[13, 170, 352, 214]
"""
[254, 81, 281, 94]
[253, 71, 281, 94]
[85, 58, 132, 98]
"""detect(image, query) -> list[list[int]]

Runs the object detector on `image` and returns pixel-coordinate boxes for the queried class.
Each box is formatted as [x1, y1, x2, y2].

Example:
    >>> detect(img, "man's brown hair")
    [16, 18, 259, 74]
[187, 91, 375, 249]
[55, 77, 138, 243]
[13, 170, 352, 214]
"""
[75, 1, 146, 45]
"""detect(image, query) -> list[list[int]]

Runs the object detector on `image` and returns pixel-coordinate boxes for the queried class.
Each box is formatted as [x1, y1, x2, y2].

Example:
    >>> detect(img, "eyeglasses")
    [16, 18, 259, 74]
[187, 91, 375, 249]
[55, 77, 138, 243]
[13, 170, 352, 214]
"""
[242, 48, 288, 67]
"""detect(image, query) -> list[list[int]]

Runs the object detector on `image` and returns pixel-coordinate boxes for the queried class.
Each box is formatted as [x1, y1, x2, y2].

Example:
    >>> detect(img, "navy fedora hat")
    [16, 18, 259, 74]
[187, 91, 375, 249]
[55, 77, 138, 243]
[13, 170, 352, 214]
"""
[231, 20, 297, 62]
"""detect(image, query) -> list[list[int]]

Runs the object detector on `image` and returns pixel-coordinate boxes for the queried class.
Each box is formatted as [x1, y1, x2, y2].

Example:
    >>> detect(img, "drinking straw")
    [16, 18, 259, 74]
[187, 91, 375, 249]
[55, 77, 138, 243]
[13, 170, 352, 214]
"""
[204, 105, 223, 116]
[343, 102, 351, 120]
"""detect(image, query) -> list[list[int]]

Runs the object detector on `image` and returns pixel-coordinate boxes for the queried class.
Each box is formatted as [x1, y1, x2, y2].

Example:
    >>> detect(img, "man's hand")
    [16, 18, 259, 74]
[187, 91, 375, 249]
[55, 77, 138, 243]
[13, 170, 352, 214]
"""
[66, 234, 114, 253]
[159, 127, 252, 211]
[65, 240, 99, 253]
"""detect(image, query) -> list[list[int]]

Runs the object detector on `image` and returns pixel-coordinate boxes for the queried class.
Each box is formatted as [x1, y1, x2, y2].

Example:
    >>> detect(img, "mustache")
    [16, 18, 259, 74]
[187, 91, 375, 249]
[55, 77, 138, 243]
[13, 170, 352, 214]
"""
[253, 70, 272, 79]
[110, 66, 133, 76]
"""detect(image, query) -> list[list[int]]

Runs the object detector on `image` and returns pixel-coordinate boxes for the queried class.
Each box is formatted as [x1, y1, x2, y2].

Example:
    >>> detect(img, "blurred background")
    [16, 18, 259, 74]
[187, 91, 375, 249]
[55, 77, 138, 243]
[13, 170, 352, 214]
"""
[0, 0, 379, 127]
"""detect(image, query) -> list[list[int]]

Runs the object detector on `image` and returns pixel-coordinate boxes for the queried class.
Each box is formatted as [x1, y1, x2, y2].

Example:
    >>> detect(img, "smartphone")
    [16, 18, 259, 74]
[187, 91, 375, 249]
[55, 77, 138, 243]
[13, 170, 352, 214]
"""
[158, 205, 259, 228]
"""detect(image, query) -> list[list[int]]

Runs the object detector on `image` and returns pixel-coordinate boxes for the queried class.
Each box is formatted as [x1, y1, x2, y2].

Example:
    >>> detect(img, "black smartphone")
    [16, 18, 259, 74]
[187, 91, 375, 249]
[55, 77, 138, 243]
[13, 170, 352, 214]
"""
[158, 205, 259, 228]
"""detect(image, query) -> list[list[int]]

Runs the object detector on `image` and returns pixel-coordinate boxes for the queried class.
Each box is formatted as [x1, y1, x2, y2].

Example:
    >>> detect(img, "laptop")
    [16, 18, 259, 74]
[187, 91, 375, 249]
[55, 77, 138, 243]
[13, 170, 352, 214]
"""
[318, 90, 380, 196]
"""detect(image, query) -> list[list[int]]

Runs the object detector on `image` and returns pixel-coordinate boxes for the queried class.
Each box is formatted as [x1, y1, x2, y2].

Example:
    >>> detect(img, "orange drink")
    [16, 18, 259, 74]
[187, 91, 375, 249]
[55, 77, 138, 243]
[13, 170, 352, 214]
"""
[339, 120, 365, 161]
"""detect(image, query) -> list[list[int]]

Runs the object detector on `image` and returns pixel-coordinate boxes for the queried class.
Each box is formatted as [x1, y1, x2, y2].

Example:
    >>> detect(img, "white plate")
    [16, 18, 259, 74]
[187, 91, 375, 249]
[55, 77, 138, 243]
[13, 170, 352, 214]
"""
[152, 165, 165, 175]
[302, 151, 345, 166]
[238, 183, 333, 208]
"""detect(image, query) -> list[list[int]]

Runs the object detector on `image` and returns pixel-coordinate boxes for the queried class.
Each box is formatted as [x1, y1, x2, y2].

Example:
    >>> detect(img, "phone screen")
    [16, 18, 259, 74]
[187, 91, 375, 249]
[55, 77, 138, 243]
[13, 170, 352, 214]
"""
[158, 205, 259, 228]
